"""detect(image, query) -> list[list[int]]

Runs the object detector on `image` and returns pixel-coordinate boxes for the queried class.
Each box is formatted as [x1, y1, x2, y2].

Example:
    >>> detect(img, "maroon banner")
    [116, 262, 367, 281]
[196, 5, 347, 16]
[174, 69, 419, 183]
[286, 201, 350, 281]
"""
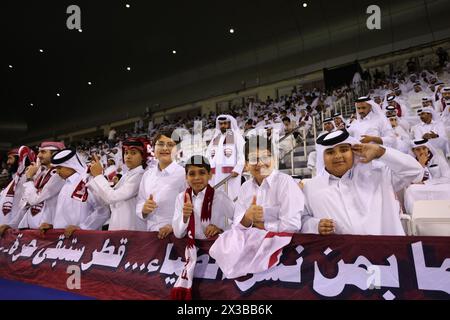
[0, 229, 449, 300]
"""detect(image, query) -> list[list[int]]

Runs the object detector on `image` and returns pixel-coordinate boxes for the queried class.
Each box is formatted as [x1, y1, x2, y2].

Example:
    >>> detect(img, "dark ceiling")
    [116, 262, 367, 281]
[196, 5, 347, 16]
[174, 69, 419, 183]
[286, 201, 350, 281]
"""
[2, 0, 302, 140]
[2, 0, 450, 146]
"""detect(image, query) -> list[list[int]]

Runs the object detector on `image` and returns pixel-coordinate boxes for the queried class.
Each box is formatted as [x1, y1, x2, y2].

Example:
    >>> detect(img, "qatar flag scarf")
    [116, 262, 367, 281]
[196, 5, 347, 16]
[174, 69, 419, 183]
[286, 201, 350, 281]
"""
[171, 185, 214, 300]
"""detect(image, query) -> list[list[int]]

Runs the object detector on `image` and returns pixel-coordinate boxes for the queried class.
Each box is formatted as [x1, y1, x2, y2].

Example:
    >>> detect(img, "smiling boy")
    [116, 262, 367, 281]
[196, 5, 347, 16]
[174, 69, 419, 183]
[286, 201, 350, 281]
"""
[172, 155, 234, 239]
[301, 130, 423, 236]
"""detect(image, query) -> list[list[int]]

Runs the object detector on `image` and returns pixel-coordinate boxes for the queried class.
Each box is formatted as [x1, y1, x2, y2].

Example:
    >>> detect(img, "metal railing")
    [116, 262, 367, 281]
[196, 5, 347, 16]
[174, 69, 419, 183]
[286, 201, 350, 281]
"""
[213, 173, 234, 190]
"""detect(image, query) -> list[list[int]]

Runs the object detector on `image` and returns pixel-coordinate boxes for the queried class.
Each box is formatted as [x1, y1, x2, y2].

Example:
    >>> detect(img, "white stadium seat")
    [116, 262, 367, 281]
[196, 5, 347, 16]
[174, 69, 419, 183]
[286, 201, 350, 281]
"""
[411, 200, 450, 236]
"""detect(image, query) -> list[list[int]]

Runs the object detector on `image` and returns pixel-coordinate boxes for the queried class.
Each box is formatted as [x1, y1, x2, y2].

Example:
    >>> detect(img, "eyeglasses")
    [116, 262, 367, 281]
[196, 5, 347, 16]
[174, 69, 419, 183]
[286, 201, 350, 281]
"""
[155, 142, 177, 149]
[248, 155, 272, 165]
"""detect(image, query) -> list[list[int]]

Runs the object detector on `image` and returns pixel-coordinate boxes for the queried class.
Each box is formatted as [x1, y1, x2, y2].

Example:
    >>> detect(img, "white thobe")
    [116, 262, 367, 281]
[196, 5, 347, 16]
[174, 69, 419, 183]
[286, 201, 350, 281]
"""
[411, 121, 449, 155]
[172, 189, 235, 239]
[207, 133, 245, 202]
[299, 116, 313, 133]
[406, 91, 426, 114]
[18, 168, 65, 229]
[135, 161, 186, 231]
[88, 165, 146, 231]
[52, 173, 110, 230]
[289, 114, 301, 125]
[404, 153, 450, 214]
[233, 170, 304, 232]
[348, 111, 396, 147]
[104, 165, 118, 181]
[301, 147, 424, 235]
[0, 175, 27, 228]
[392, 126, 412, 154]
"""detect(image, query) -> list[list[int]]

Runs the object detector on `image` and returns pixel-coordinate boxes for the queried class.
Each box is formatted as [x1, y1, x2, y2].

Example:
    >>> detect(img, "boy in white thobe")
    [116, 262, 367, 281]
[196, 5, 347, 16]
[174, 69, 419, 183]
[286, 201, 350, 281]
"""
[404, 139, 450, 214]
[301, 130, 423, 236]
[87, 138, 148, 231]
[43, 148, 110, 237]
[172, 155, 234, 239]
[209, 135, 304, 279]
[136, 133, 186, 239]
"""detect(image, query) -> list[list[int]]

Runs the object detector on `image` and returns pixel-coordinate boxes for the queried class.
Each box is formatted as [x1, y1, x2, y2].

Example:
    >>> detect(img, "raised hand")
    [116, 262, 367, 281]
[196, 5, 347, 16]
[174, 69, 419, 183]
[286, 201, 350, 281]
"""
[25, 162, 40, 180]
[352, 144, 385, 164]
[90, 154, 103, 177]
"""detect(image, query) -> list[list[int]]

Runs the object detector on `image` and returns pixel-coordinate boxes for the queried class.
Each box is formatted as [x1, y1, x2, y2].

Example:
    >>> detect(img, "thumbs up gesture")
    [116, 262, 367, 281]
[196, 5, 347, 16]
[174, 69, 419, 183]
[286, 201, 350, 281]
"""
[245, 195, 264, 227]
[142, 194, 157, 216]
[183, 193, 193, 223]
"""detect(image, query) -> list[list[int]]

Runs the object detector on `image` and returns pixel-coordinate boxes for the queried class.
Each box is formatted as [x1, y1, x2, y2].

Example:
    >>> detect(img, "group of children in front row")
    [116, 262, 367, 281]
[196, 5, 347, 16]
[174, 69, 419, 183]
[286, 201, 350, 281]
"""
[0, 128, 426, 239]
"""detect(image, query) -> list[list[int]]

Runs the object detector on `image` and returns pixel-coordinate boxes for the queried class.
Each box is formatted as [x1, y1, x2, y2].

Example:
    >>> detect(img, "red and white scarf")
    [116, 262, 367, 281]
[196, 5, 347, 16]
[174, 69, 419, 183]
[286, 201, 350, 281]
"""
[29, 168, 56, 216]
[2, 178, 17, 216]
[71, 179, 89, 202]
[171, 185, 215, 300]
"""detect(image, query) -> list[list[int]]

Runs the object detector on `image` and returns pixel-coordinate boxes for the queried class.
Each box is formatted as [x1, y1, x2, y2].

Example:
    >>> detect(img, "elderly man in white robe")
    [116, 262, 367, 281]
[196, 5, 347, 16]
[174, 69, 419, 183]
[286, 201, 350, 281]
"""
[404, 139, 450, 214]
[347, 96, 396, 148]
[301, 130, 423, 236]
[206, 115, 245, 202]
[41, 148, 110, 237]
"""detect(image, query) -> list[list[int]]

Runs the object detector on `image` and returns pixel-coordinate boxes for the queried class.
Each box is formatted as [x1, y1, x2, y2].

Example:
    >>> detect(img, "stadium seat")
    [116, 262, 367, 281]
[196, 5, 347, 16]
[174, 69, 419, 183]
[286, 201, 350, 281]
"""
[411, 200, 450, 236]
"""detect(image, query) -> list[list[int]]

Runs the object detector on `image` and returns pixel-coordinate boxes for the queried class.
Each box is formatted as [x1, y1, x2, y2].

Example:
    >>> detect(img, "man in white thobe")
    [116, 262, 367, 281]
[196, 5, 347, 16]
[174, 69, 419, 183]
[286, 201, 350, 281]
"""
[18, 141, 65, 230]
[411, 107, 449, 156]
[207, 115, 245, 202]
[347, 96, 396, 148]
